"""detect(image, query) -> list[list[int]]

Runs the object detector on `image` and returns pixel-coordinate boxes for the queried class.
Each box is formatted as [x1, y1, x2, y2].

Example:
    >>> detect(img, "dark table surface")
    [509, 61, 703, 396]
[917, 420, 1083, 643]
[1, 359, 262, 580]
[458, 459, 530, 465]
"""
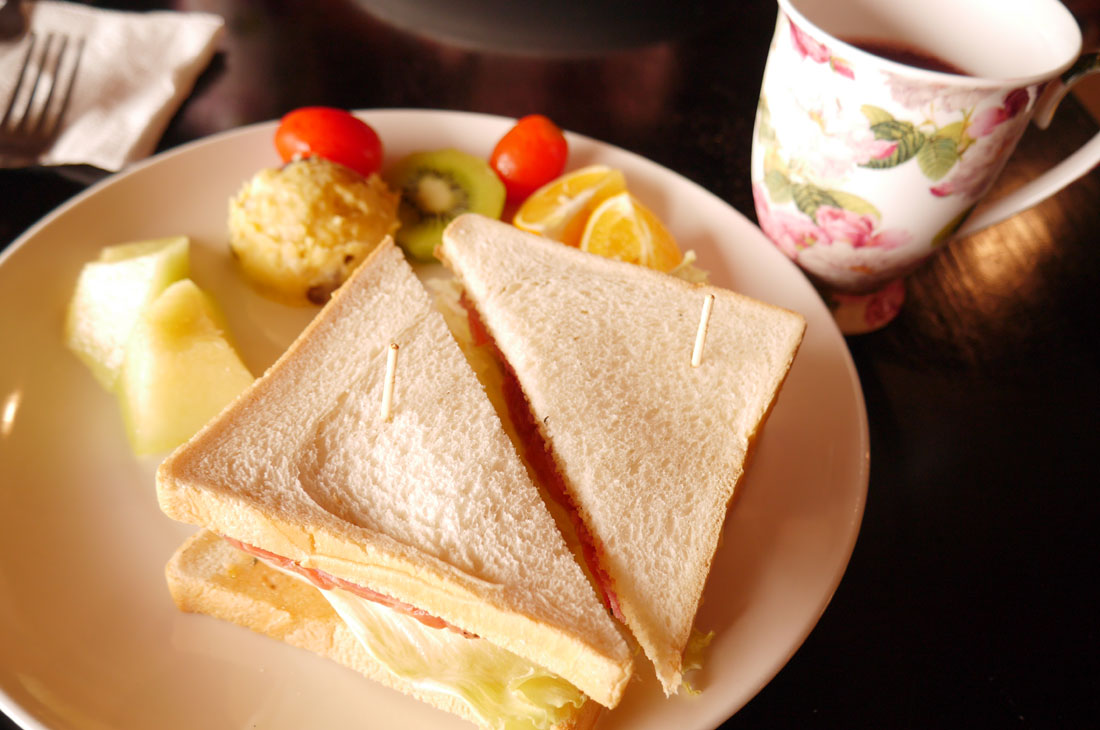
[3, 1, 1098, 728]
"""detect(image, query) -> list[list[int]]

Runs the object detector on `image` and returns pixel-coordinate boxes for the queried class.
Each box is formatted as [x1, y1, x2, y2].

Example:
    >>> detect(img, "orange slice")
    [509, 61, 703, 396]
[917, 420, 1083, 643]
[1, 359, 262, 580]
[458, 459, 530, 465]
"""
[579, 192, 683, 272]
[513, 165, 627, 247]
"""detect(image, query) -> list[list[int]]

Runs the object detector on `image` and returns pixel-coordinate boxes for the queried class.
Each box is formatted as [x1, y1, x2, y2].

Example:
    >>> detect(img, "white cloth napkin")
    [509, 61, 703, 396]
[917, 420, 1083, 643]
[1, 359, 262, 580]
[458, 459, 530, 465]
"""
[0, 1, 223, 171]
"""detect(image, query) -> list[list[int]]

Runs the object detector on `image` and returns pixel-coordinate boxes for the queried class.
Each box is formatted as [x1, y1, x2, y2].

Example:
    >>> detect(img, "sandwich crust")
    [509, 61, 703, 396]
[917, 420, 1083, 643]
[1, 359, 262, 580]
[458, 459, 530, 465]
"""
[157, 238, 632, 708]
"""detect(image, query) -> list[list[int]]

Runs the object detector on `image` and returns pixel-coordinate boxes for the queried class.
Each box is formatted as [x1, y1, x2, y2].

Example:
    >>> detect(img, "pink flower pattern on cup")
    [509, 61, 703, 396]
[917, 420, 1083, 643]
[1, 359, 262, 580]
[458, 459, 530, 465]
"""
[815, 206, 910, 250]
[789, 20, 854, 79]
[755, 185, 911, 256]
[789, 20, 829, 63]
[829, 279, 907, 334]
[754, 183, 914, 291]
[754, 188, 826, 258]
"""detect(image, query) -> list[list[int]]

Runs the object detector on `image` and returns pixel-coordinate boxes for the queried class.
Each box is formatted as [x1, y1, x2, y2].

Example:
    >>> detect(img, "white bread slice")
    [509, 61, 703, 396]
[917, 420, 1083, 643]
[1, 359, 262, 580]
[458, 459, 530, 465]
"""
[156, 238, 632, 708]
[167, 530, 605, 730]
[439, 214, 806, 695]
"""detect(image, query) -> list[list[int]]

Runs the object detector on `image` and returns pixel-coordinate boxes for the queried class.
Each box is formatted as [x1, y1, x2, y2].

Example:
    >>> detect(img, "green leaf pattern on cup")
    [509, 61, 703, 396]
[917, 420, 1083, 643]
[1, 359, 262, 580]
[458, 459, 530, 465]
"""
[857, 104, 975, 181]
[861, 115, 926, 169]
[917, 137, 959, 181]
[758, 104, 883, 225]
[826, 190, 881, 219]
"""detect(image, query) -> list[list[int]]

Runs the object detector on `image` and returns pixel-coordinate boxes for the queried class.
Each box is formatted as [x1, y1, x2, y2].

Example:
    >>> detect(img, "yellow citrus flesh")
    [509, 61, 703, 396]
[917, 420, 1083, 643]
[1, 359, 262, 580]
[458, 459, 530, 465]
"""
[579, 192, 683, 272]
[513, 165, 627, 247]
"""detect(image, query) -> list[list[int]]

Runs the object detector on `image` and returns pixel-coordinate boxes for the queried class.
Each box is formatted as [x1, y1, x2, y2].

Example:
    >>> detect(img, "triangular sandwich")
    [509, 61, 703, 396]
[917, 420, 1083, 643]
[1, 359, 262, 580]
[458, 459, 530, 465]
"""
[439, 214, 806, 695]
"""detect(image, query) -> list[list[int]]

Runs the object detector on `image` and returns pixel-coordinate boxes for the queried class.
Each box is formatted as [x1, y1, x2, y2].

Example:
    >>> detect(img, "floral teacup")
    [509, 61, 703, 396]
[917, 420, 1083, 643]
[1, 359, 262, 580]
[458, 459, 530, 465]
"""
[751, 0, 1100, 332]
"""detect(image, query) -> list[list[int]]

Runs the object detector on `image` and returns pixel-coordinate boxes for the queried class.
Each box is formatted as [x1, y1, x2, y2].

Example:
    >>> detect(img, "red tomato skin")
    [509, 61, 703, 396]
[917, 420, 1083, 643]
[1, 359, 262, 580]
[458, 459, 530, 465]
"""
[490, 114, 569, 203]
[274, 107, 383, 177]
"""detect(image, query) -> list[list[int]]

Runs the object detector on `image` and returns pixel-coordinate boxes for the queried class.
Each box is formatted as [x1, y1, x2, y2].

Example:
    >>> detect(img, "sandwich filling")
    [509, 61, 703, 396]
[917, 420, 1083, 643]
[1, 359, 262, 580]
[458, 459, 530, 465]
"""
[224, 536, 476, 637]
[237, 540, 589, 730]
[451, 288, 624, 623]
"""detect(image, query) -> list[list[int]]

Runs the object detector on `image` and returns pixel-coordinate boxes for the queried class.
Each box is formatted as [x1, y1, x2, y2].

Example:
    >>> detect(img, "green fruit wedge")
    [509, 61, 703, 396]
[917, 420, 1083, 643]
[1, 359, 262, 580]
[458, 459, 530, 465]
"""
[117, 279, 254, 456]
[64, 236, 189, 391]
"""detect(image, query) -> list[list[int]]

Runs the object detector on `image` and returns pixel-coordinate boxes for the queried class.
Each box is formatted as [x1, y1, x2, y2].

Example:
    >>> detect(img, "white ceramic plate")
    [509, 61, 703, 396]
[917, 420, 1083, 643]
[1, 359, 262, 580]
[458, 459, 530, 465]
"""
[0, 109, 868, 730]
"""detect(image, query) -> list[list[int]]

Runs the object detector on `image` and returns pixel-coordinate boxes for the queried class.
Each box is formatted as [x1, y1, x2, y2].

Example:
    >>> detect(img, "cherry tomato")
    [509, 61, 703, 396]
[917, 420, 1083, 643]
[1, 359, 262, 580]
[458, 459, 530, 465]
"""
[274, 107, 383, 178]
[489, 114, 569, 203]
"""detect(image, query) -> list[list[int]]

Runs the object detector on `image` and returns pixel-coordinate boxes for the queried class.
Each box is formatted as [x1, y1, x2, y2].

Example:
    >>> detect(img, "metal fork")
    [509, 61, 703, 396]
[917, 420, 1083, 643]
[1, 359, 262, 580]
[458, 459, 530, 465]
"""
[0, 32, 84, 165]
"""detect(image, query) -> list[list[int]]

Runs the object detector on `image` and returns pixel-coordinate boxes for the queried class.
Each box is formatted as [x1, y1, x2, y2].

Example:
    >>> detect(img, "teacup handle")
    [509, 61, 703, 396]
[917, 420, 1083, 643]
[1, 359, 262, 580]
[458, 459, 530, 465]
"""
[956, 52, 1100, 238]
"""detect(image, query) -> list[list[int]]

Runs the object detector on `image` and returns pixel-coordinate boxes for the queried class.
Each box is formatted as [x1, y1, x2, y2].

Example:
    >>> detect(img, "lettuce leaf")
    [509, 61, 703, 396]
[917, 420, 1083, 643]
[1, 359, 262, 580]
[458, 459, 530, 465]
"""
[668, 250, 710, 284]
[322, 584, 586, 730]
[680, 626, 714, 695]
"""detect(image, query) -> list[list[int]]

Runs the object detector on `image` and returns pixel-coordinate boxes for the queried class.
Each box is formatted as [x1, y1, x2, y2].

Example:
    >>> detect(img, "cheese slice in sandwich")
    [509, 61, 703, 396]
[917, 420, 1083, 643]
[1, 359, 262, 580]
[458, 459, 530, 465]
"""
[156, 237, 633, 729]
[438, 213, 806, 696]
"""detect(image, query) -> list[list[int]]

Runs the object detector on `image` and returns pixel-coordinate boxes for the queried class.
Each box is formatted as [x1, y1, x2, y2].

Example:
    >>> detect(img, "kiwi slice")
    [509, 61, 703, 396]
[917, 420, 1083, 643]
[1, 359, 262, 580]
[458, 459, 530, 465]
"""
[384, 148, 506, 261]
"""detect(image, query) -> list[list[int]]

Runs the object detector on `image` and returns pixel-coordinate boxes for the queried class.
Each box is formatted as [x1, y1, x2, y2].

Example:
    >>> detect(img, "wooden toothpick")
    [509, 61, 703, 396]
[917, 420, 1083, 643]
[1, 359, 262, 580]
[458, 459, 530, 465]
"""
[380, 342, 399, 421]
[691, 294, 715, 368]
